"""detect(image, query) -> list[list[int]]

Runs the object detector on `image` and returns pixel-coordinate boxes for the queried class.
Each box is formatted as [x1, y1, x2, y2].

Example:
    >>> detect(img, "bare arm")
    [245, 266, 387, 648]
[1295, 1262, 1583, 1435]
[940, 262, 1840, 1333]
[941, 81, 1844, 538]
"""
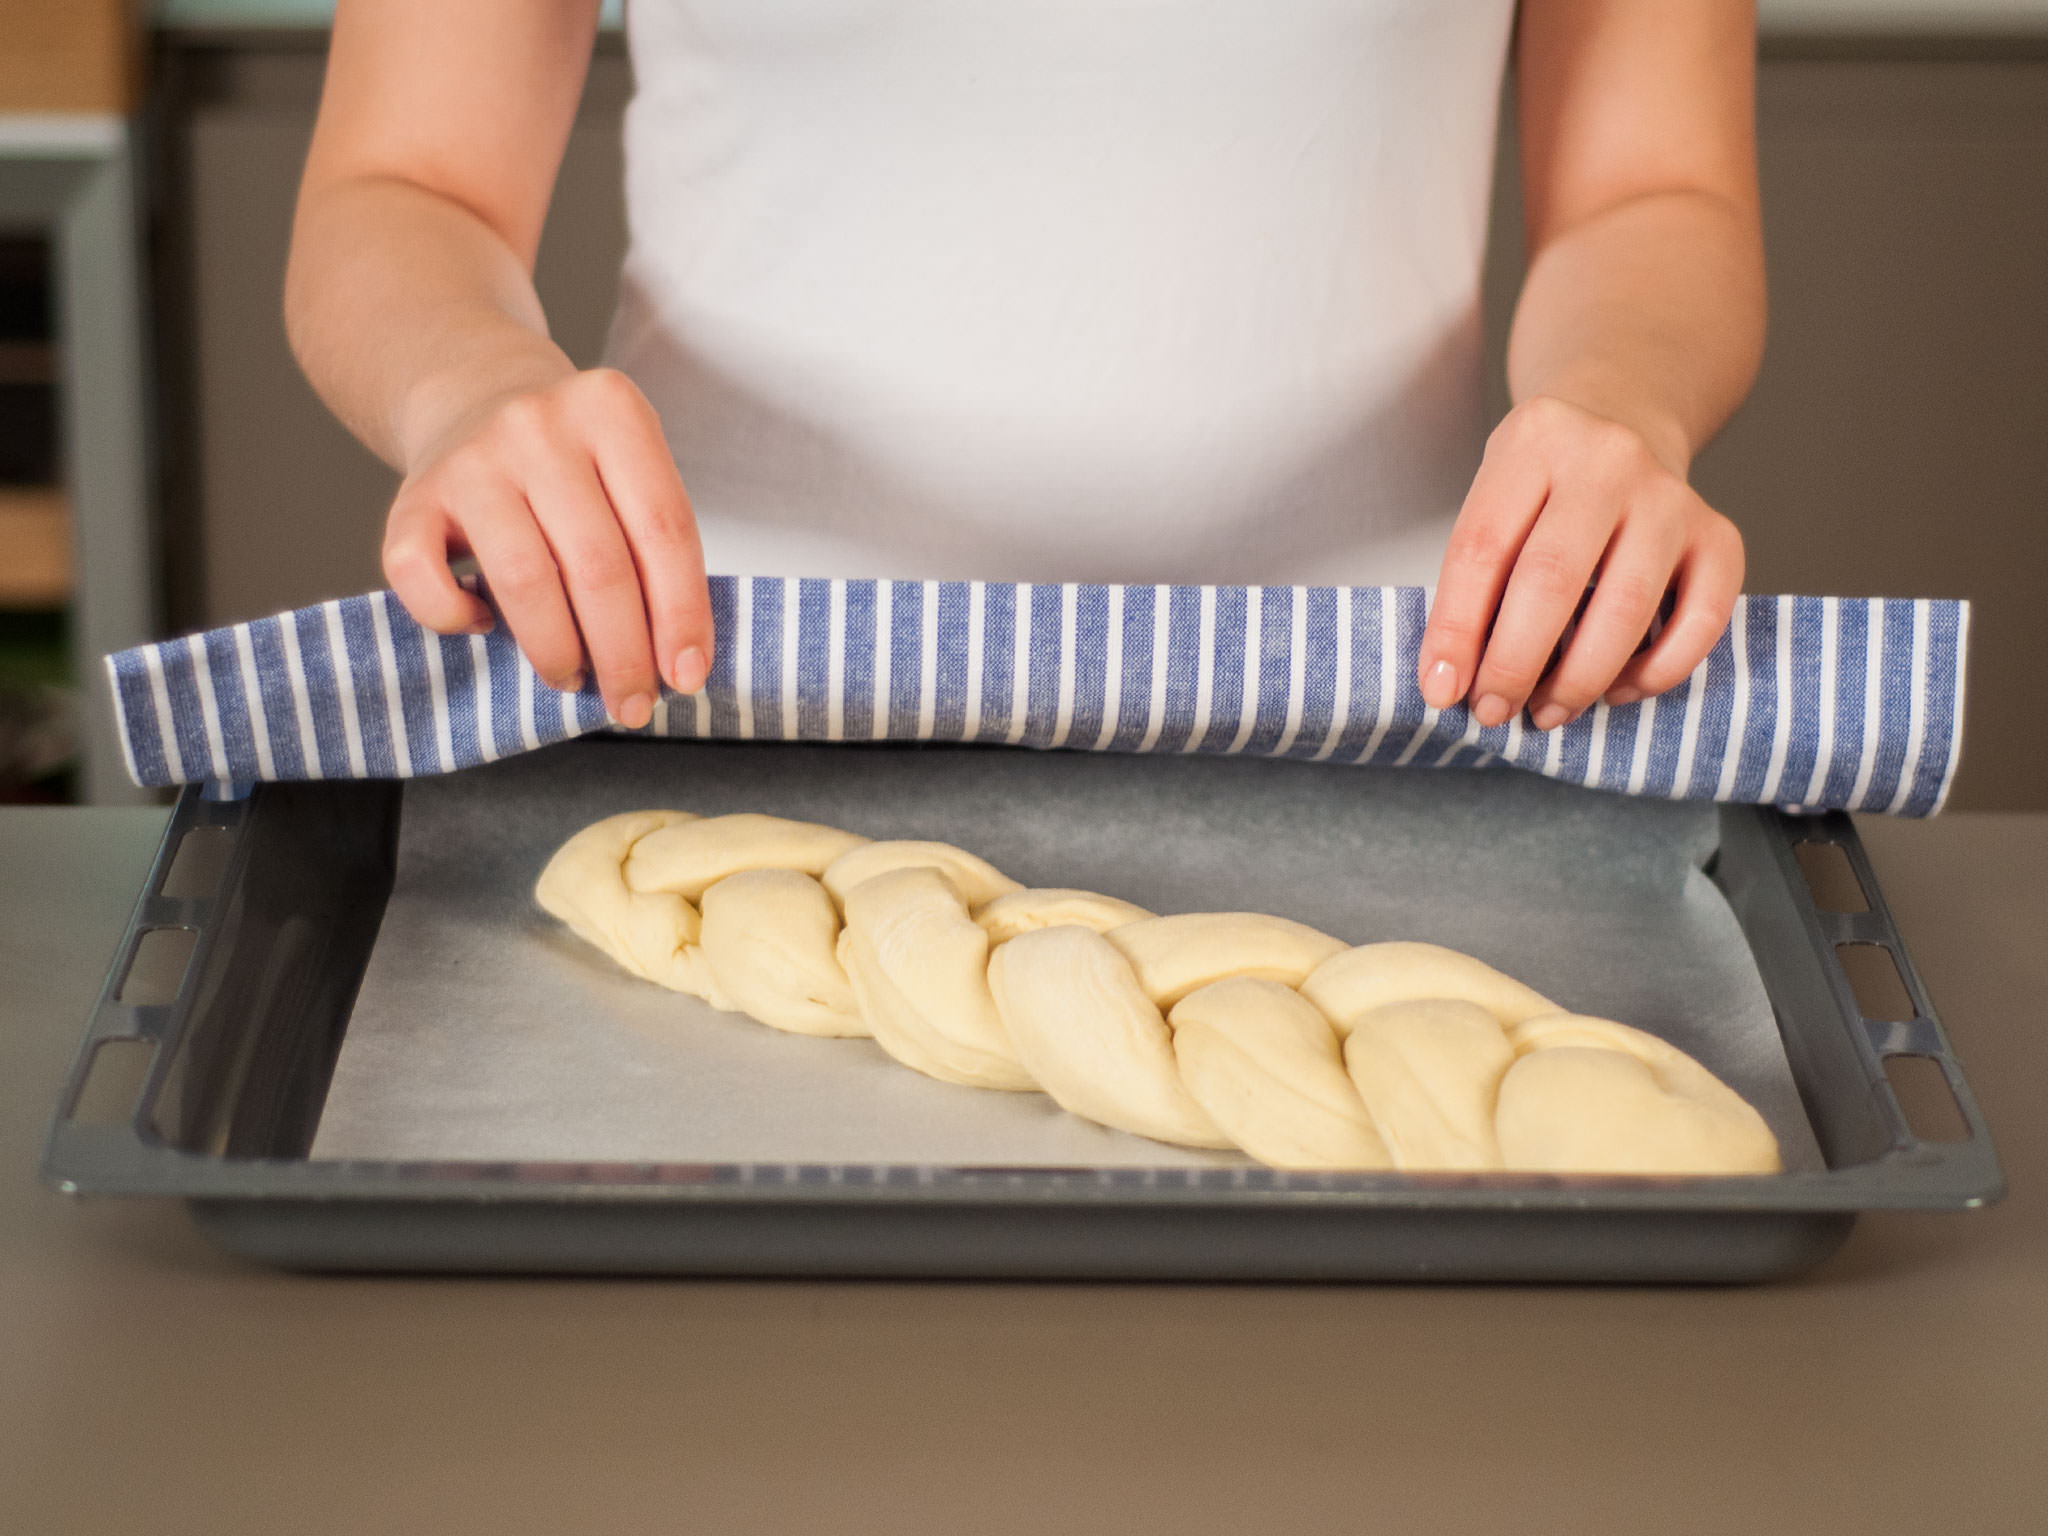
[286, 0, 712, 724]
[1419, 0, 1765, 728]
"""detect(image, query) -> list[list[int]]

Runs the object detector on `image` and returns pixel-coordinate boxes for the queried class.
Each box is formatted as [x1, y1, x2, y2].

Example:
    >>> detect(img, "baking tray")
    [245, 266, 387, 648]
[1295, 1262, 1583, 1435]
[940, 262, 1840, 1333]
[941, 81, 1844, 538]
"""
[40, 739, 2003, 1281]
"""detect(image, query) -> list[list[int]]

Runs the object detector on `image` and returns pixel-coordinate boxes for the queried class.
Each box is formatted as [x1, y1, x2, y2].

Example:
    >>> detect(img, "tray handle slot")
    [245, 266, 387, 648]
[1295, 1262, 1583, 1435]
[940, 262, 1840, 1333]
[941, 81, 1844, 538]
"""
[137, 780, 403, 1160]
[67, 1037, 157, 1126]
[1834, 941, 1915, 1023]
[159, 825, 236, 901]
[1792, 838, 1869, 913]
[1879, 1054, 1972, 1145]
[1792, 823, 1998, 1162]
[116, 926, 198, 1007]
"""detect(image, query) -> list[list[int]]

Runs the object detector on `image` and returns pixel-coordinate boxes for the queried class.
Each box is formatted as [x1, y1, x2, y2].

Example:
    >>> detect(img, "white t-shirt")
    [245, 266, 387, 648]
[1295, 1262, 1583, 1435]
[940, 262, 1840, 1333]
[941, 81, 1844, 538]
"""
[606, 0, 1515, 586]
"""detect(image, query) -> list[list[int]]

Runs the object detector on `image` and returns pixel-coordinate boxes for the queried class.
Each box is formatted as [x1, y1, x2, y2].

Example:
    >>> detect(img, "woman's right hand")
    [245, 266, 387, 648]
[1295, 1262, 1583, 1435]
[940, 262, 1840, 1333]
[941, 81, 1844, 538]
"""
[381, 364, 714, 730]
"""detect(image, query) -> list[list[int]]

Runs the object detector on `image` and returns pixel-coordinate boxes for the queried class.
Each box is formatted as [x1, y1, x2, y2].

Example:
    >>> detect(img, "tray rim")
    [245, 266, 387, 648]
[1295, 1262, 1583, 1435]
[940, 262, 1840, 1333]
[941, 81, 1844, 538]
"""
[40, 744, 2008, 1223]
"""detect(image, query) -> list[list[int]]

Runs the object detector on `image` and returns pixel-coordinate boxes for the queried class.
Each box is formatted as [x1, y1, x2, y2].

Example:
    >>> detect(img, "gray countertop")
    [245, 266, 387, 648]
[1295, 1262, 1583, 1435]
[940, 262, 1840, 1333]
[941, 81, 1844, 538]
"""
[1, 801, 2043, 1534]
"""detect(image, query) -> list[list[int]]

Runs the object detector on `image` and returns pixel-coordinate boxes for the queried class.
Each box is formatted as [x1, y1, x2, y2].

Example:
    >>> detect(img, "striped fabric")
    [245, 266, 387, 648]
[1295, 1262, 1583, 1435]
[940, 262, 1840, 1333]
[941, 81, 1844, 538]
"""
[106, 578, 1969, 815]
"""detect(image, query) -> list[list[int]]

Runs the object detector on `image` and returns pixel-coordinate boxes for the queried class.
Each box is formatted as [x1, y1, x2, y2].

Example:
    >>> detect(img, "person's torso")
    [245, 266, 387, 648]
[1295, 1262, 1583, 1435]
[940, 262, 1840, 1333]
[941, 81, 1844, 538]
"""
[609, 0, 1515, 584]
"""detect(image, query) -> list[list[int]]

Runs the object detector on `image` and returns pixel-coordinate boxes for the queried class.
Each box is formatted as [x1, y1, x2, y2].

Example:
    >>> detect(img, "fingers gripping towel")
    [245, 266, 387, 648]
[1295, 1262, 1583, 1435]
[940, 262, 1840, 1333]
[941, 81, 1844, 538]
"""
[106, 578, 1968, 815]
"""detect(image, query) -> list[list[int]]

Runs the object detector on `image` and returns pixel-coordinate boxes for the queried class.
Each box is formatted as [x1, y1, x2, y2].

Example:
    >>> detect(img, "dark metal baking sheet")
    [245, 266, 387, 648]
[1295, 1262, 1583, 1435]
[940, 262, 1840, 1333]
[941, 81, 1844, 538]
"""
[39, 739, 2004, 1282]
[309, 742, 1824, 1173]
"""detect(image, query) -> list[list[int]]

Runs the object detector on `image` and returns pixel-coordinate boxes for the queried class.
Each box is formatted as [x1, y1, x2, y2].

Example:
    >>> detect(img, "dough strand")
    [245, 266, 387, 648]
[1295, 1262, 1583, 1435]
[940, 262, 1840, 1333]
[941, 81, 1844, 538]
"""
[1170, 979, 1393, 1170]
[839, 867, 1036, 1090]
[989, 924, 1233, 1148]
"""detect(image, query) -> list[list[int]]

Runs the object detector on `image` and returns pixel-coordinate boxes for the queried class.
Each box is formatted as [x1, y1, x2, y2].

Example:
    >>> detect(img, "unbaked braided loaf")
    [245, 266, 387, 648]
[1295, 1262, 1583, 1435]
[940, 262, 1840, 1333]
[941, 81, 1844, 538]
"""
[536, 811, 1782, 1176]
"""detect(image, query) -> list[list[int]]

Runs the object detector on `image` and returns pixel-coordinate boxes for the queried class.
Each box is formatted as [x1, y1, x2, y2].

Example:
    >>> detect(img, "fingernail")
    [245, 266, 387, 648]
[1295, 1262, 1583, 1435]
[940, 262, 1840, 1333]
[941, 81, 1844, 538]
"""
[1605, 685, 1644, 708]
[1532, 702, 1571, 732]
[1420, 659, 1460, 709]
[462, 617, 495, 636]
[673, 646, 708, 694]
[618, 691, 654, 730]
[1473, 693, 1511, 728]
[550, 670, 585, 694]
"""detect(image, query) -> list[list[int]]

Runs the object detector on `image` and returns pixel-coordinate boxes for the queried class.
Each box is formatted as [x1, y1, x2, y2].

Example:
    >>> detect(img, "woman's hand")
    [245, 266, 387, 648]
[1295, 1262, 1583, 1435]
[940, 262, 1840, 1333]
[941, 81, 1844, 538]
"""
[286, 1, 711, 729]
[1420, 0, 1764, 729]
[1417, 395, 1744, 731]
[382, 364, 714, 729]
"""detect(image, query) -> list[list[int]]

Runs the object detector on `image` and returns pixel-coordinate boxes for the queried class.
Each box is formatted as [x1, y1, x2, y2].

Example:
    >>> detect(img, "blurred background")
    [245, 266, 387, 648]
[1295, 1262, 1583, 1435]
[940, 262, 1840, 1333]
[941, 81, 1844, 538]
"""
[2, 1, 2043, 807]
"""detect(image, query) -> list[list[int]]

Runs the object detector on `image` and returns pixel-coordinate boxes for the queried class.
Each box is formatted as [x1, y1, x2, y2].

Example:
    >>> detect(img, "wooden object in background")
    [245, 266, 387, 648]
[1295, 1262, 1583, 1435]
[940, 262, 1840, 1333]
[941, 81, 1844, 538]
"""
[0, 486, 70, 607]
[0, 338, 54, 385]
[0, 0, 141, 115]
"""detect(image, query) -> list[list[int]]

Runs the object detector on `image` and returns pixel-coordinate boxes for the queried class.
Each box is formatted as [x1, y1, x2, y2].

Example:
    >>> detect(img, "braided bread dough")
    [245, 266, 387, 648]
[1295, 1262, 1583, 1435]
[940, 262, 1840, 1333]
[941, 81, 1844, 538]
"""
[535, 810, 711, 996]
[976, 888, 1154, 946]
[1169, 979, 1391, 1170]
[1107, 913, 1346, 1008]
[823, 840, 1021, 908]
[1303, 941, 1557, 1035]
[536, 808, 1783, 1176]
[989, 925, 1232, 1147]
[626, 812, 870, 899]
[699, 869, 863, 1037]
[1497, 1014, 1784, 1175]
[1343, 999, 1516, 1170]
[839, 867, 1034, 1090]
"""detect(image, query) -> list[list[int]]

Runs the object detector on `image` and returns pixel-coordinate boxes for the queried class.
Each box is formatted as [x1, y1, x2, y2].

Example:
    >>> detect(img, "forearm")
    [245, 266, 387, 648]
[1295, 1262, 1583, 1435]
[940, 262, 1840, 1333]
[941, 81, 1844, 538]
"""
[1506, 188, 1765, 478]
[283, 0, 709, 718]
[1423, 0, 1757, 723]
[285, 173, 573, 472]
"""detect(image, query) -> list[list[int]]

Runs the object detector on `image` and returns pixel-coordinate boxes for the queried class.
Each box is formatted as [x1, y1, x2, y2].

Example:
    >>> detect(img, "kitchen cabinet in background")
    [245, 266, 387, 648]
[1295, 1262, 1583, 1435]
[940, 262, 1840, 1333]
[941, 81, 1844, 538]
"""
[0, 2, 155, 805]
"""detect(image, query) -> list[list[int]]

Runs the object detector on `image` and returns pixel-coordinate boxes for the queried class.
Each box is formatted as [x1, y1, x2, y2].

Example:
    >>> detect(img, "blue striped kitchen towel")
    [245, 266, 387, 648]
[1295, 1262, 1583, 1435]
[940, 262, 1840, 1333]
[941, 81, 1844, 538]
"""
[105, 578, 1969, 815]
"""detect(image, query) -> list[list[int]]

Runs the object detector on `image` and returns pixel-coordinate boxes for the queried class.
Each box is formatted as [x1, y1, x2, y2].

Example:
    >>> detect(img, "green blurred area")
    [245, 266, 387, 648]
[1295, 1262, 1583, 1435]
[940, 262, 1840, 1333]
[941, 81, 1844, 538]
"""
[0, 608, 69, 688]
[0, 610, 76, 803]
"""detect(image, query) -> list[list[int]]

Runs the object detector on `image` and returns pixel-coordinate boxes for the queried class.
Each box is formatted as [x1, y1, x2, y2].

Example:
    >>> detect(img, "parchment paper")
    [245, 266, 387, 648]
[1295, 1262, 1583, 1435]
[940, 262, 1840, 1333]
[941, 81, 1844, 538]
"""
[310, 739, 1824, 1171]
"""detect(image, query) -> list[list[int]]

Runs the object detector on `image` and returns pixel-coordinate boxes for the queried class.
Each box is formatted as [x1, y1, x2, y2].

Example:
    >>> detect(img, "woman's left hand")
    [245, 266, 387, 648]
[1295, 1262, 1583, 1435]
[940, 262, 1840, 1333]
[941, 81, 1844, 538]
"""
[1416, 394, 1745, 732]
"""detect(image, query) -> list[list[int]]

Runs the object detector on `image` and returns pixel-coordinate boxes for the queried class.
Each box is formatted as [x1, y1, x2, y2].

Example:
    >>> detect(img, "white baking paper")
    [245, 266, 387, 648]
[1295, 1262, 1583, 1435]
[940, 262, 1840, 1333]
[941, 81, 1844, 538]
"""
[310, 739, 1824, 1172]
